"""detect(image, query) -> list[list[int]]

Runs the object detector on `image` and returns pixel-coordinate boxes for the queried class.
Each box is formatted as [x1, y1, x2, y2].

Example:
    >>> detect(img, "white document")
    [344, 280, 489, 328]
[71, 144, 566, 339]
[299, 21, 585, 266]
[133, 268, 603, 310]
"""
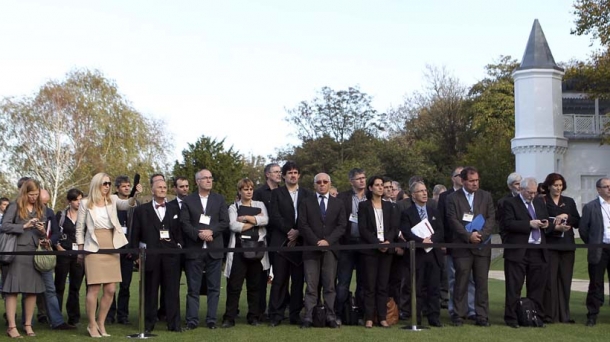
[410, 218, 435, 253]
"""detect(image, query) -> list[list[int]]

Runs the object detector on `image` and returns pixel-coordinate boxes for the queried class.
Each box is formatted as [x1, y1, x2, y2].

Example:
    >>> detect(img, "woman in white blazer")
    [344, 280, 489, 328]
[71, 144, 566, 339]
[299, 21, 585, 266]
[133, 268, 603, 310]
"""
[75, 172, 140, 338]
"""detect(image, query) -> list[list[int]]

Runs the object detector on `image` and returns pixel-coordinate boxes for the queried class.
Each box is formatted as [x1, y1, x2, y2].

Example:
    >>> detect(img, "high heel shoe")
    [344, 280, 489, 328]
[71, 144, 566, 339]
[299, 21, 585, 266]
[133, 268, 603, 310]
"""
[365, 320, 373, 329]
[87, 326, 102, 338]
[379, 320, 390, 328]
[6, 326, 22, 338]
[23, 325, 36, 337]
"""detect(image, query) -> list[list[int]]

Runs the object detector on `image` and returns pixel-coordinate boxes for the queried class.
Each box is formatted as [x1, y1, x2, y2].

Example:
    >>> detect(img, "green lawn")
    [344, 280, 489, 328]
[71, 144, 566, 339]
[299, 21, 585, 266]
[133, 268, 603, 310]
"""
[8, 258, 610, 341]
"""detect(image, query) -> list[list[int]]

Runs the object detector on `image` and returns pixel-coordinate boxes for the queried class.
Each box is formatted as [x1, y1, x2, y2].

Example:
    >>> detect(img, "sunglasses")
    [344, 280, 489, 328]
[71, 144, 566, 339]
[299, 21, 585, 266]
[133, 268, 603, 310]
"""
[102, 182, 112, 187]
[316, 180, 330, 185]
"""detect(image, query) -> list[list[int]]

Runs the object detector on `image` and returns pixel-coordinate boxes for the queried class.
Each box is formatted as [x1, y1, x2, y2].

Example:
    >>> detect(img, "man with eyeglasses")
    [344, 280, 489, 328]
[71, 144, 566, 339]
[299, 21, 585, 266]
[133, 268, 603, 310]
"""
[580, 177, 610, 327]
[446, 166, 495, 327]
[268, 162, 312, 326]
[499, 177, 551, 328]
[253, 163, 282, 321]
[298, 173, 346, 328]
[335, 168, 367, 325]
[180, 169, 229, 330]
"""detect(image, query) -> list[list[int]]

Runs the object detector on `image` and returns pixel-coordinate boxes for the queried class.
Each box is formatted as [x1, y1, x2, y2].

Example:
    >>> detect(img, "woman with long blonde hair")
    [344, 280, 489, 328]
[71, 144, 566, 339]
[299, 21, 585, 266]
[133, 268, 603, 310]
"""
[1, 179, 47, 338]
[75, 173, 141, 337]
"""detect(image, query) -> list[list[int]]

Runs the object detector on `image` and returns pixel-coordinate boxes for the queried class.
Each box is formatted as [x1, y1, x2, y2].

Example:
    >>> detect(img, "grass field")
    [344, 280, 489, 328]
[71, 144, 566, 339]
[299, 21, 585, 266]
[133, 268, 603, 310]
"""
[7, 249, 610, 341]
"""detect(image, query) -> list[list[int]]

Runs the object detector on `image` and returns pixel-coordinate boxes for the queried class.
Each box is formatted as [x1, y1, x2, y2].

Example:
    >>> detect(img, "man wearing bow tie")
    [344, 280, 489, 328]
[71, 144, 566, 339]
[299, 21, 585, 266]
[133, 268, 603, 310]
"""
[131, 179, 184, 332]
[499, 177, 551, 328]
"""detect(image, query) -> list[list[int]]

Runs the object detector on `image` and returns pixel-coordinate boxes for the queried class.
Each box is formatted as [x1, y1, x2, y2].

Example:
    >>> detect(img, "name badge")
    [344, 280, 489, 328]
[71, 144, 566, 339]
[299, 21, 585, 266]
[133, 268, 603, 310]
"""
[377, 225, 384, 242]
[121, 226, 128, 234]
[199, 215, 211, 225]
[72, 243, 78, 251]
[349, 214, 358, 223]
[160, 230, 170, 239]
[462, 212, 474, 222]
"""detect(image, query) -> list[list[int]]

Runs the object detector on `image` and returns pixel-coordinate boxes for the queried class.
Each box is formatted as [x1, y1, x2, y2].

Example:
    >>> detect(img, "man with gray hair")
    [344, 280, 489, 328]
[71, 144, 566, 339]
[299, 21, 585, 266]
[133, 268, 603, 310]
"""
[499, 177, 552, 328]
[497, 172, 523, 241]
[298, 173, 346, 328]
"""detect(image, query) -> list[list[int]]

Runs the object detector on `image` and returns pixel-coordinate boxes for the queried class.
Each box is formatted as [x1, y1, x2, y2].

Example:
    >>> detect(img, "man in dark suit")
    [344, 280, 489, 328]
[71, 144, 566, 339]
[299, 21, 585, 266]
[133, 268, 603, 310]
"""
[298, 173, 346, 328]
[169, 176, 190, 209]
[335, 168, 366, 325]
[446, 166, 495, 326]
[180, 169, 229, 330]
[253, 163, 282, 321]
[131, 180, 184, 332]
[267, 161, 311, 326]
[580, 177, 610, 327]
[500, 177, 551, 328]
[496, 172, 522, 241]
[401, 181, 444, 327]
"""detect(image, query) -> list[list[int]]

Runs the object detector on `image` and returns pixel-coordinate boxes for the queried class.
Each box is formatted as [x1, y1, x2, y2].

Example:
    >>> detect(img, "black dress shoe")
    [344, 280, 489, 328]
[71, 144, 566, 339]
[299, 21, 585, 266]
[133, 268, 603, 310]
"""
[429, 320, 443, 327]
[586, 318, 596, 327]
[168, 327, 184, 333]
[507, 322, 519, 329]
[117, 319, 131, 325]
[399, 312, 410, 321]
[269, 319, 282, 327]
[300, 321, 312, 329]
[289, 319, 302, 325]
[207, 322, 217, 329]
[327, 320, 339, 329]
[475, 320, 490, 327]
[451, 319, 463, 327]
[565, 319, 576, 324]
[185, 322, 198, 330]
[52, 322, 77, 330]
[249, 320, 261, 327]
[221, 320, 235, 328]
[467, 315, 477, 321]
[543, 317, 553, 324]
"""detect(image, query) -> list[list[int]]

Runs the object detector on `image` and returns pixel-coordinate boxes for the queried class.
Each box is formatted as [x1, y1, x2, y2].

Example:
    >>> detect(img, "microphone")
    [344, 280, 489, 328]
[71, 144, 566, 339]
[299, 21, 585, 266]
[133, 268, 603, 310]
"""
[129, 173, 140, 198]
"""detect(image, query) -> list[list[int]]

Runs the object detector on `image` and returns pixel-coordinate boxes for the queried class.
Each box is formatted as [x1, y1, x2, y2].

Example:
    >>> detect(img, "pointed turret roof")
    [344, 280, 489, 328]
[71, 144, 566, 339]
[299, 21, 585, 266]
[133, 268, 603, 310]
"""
[517, 19, 564, 71]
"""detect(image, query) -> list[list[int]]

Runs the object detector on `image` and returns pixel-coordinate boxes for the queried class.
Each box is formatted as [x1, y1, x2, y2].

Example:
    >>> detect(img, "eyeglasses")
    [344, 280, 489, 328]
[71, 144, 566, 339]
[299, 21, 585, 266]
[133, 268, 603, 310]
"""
[102, 182, 112, 187]
[197, 177, 214, 181]
[316, 180, 330, 185]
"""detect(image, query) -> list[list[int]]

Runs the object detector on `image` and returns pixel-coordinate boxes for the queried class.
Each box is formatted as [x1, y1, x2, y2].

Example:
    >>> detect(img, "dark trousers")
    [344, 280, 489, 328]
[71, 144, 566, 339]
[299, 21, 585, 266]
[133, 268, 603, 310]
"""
[223, 252, 263, 323]
[388, 254, 404, 313]
[586, 248, 610, 319]
[108, 253, 134, 322]
[54, 255, 84, 324]
[335, 246, 363, 319]
[399, 255, 412, 316]
[544, 249, 575, 322]
[504, 249, 547, 324]
[144, 253, 181, 331]
[185, 254, 222, 325]
[268, 253, 304, 322]
[453, 254, 490, 321]
[415, 251, 441, 323]
[361, 252, 392, 321]
[439, 255, 448, 307]
[303, 251, 338, 322]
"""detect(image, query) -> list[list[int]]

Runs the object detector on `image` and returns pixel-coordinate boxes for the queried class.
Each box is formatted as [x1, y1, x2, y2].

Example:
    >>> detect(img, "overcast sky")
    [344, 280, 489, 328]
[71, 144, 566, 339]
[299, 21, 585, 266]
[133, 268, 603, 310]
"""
[0, 0, 597, 163]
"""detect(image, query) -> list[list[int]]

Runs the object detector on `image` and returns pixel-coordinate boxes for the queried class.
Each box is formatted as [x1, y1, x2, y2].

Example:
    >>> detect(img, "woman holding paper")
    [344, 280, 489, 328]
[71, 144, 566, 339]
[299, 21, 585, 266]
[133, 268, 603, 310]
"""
[358, 175, 398, 328]
[542, 173, 580, 324]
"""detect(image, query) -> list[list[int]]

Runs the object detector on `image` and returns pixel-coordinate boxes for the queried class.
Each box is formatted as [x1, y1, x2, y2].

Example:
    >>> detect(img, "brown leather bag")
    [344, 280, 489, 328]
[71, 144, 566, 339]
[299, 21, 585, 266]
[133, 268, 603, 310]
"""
[373, 298, 399, 326]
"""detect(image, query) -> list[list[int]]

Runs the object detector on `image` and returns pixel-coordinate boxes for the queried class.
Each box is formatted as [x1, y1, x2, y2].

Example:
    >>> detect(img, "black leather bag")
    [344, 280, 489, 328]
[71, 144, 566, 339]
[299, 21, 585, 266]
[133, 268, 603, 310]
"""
[237, 205, 265, 260]
[312, 303, 327, 328]
[341, 291, 361, 326]
[517, 297, 544, 327]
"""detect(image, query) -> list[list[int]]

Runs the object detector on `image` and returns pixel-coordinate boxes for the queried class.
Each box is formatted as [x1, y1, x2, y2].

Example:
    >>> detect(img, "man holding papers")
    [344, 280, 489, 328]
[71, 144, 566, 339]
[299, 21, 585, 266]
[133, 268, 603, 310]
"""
[401, 181, 444, 327]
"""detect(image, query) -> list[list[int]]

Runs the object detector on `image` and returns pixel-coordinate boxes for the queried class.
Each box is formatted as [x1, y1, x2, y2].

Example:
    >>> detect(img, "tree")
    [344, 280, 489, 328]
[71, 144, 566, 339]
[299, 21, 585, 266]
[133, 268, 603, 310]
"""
[572, 0, 610, 47]
[285, 86, 384, 163]
[0, 69, 172, 209]
[173, 136, 244, 203]
[242, 154, 267, 187]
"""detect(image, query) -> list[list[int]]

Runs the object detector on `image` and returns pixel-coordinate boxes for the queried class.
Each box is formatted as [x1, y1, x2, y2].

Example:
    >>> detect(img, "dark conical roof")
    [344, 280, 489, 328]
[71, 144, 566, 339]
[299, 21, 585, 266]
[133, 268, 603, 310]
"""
[517, 19, 564, 71]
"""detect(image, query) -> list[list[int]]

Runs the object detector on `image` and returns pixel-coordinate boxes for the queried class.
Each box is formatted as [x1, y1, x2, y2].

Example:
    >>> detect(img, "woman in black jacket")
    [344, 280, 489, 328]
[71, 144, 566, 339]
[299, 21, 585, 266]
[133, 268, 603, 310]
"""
[358, 176, 398, 328]
[542, 173, 580, 323]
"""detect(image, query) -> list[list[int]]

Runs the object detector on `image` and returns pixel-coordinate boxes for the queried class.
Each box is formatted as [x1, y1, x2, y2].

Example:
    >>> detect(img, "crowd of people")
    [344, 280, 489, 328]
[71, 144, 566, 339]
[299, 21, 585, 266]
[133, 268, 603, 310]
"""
[0, 162, 609, 337]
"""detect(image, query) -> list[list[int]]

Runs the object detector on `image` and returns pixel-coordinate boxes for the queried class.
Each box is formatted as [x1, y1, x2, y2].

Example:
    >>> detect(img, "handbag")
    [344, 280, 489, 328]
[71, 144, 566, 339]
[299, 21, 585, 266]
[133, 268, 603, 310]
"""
[0, 232, 17, 265]
[34, 240, 57, 272]
[237, 205, 265, 260]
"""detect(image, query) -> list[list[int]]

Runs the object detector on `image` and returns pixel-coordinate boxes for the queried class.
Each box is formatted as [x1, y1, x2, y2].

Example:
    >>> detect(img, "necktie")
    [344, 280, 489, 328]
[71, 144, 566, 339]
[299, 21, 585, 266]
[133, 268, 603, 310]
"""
[155, 202, 166, 209]
[527, 201, 540, 240]
[419, 207, 427, 220]
[319, 195, 326, 220]
[467, 193, 474, 210]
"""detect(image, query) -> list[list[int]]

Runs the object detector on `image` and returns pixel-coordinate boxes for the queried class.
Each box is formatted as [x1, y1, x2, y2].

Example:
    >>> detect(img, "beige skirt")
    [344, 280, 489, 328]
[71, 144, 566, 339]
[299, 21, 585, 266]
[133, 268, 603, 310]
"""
[84, 229, 121, 285]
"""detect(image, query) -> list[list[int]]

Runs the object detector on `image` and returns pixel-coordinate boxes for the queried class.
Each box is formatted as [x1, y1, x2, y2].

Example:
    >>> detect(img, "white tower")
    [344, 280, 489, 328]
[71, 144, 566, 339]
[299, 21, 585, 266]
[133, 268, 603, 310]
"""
[512, 19, 567, 182]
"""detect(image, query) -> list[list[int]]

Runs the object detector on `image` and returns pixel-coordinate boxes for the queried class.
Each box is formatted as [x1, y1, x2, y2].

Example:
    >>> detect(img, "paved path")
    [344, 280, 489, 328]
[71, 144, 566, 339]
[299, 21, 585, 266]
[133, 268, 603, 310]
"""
[488, 270, 608, 295]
